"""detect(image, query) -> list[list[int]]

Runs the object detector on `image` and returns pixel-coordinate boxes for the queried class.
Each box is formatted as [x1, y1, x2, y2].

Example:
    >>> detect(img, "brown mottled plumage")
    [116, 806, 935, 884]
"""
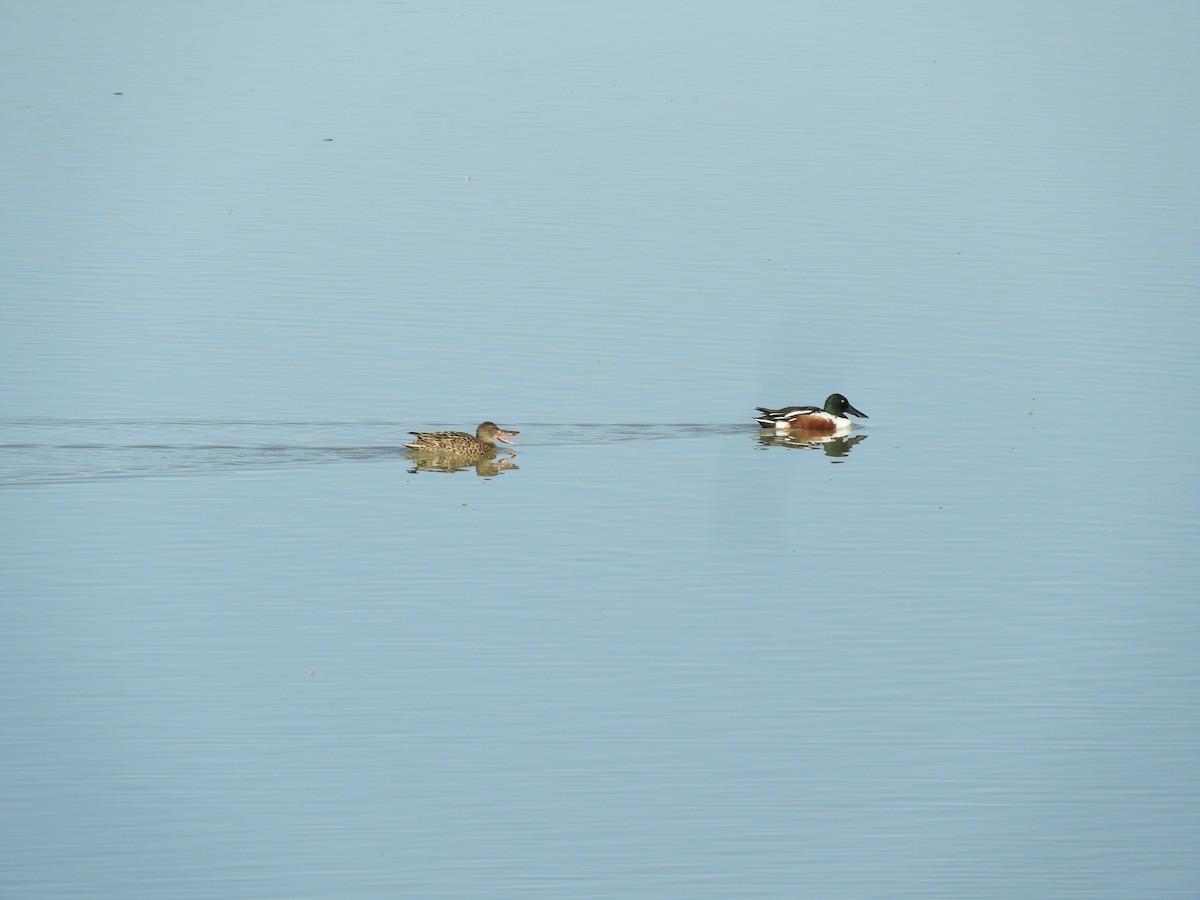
[405, 421, 518, 455]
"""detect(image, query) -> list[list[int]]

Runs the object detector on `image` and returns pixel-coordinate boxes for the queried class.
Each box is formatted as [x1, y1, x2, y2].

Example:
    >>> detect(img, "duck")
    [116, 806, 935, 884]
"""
[405, 421, 518, 454]
[754, 393, 867, 434]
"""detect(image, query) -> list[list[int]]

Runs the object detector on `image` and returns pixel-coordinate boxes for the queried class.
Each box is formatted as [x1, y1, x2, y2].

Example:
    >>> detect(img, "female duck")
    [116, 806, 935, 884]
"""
[406, 421, 518, 454]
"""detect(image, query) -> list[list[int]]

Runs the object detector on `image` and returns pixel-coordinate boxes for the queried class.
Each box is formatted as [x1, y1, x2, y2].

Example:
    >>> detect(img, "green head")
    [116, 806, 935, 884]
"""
[824, 394, 868, 418]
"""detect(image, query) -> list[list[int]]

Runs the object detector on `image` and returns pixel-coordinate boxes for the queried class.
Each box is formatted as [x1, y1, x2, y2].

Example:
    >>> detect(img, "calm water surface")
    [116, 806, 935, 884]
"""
[3, 1, 1198, 897]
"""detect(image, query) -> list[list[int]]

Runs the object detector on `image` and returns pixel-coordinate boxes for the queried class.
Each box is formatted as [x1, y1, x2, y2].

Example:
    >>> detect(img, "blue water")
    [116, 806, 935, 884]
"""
[2, 2, 1198, 897]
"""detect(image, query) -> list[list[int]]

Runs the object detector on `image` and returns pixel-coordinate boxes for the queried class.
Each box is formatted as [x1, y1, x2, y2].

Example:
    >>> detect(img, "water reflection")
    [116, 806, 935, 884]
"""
[755, 431, 868, 459]
[405, 450, 519, 477]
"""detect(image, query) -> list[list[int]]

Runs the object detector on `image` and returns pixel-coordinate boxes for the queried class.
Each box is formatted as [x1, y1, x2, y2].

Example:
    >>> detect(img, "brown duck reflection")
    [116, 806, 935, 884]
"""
[756, 431, 867, 458]
[406, 452, 518, 476]
[404, 421, 519, 476]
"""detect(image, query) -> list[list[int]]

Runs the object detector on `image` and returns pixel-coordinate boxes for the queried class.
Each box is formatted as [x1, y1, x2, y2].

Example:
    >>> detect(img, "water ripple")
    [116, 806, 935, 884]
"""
[0, 420, 749, 485]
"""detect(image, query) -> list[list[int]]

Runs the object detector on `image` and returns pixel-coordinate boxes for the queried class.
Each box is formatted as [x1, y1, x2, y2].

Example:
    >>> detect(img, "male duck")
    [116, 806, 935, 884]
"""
[406, 421, 518, 454]
[754, 393, 868, 434]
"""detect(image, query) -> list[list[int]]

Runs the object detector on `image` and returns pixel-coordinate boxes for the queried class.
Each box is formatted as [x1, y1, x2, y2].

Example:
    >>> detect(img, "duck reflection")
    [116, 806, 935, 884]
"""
[756, 431, 867, 458]
[406, 450, 518, 476]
